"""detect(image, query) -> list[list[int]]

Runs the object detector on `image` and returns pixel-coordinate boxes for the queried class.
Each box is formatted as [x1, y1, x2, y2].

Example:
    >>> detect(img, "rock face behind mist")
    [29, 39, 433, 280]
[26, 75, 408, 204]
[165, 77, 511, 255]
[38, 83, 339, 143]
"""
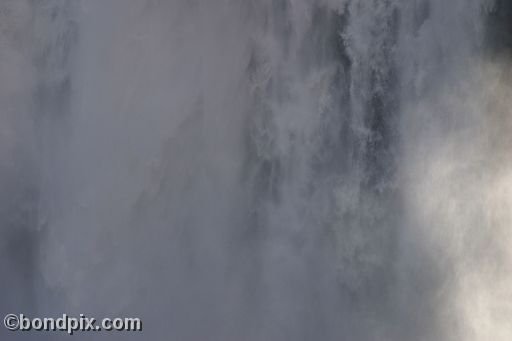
[486, 0, 512, 54]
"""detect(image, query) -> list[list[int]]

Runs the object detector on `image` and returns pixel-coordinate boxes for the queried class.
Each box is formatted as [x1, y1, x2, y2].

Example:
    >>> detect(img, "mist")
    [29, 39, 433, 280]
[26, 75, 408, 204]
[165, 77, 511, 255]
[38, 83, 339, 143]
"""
[0, 0, 511, 340]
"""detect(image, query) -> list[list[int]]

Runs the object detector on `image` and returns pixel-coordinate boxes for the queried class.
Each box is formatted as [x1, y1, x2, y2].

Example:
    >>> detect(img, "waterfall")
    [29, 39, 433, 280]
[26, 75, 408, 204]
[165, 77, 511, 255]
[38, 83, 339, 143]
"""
[0, 0, 510, 340]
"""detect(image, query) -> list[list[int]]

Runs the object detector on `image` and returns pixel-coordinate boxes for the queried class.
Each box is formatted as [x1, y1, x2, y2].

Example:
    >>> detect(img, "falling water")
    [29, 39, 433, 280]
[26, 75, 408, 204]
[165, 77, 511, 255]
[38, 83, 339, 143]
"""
[1, 0, 511, 340]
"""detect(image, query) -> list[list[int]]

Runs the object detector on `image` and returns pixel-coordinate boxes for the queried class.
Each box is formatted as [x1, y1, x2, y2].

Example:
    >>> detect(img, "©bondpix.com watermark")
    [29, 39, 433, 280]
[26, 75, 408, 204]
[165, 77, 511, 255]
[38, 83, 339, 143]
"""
[4, 313, 142, 335]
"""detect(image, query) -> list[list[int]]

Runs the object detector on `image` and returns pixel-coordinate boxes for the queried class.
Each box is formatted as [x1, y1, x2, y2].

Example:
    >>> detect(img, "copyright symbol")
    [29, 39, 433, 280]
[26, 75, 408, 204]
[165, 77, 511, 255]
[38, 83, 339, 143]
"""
[4, 314, 20, 331]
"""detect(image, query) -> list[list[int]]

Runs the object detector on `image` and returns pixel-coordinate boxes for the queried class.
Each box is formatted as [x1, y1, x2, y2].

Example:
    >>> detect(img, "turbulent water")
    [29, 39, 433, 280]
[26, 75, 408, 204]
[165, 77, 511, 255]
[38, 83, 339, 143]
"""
[1, 0, 511, 340]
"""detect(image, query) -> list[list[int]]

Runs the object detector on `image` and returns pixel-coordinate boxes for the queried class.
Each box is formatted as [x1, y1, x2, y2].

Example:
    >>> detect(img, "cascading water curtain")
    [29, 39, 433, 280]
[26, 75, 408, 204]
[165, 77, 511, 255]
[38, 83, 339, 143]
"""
[0, 0, 510, 340]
